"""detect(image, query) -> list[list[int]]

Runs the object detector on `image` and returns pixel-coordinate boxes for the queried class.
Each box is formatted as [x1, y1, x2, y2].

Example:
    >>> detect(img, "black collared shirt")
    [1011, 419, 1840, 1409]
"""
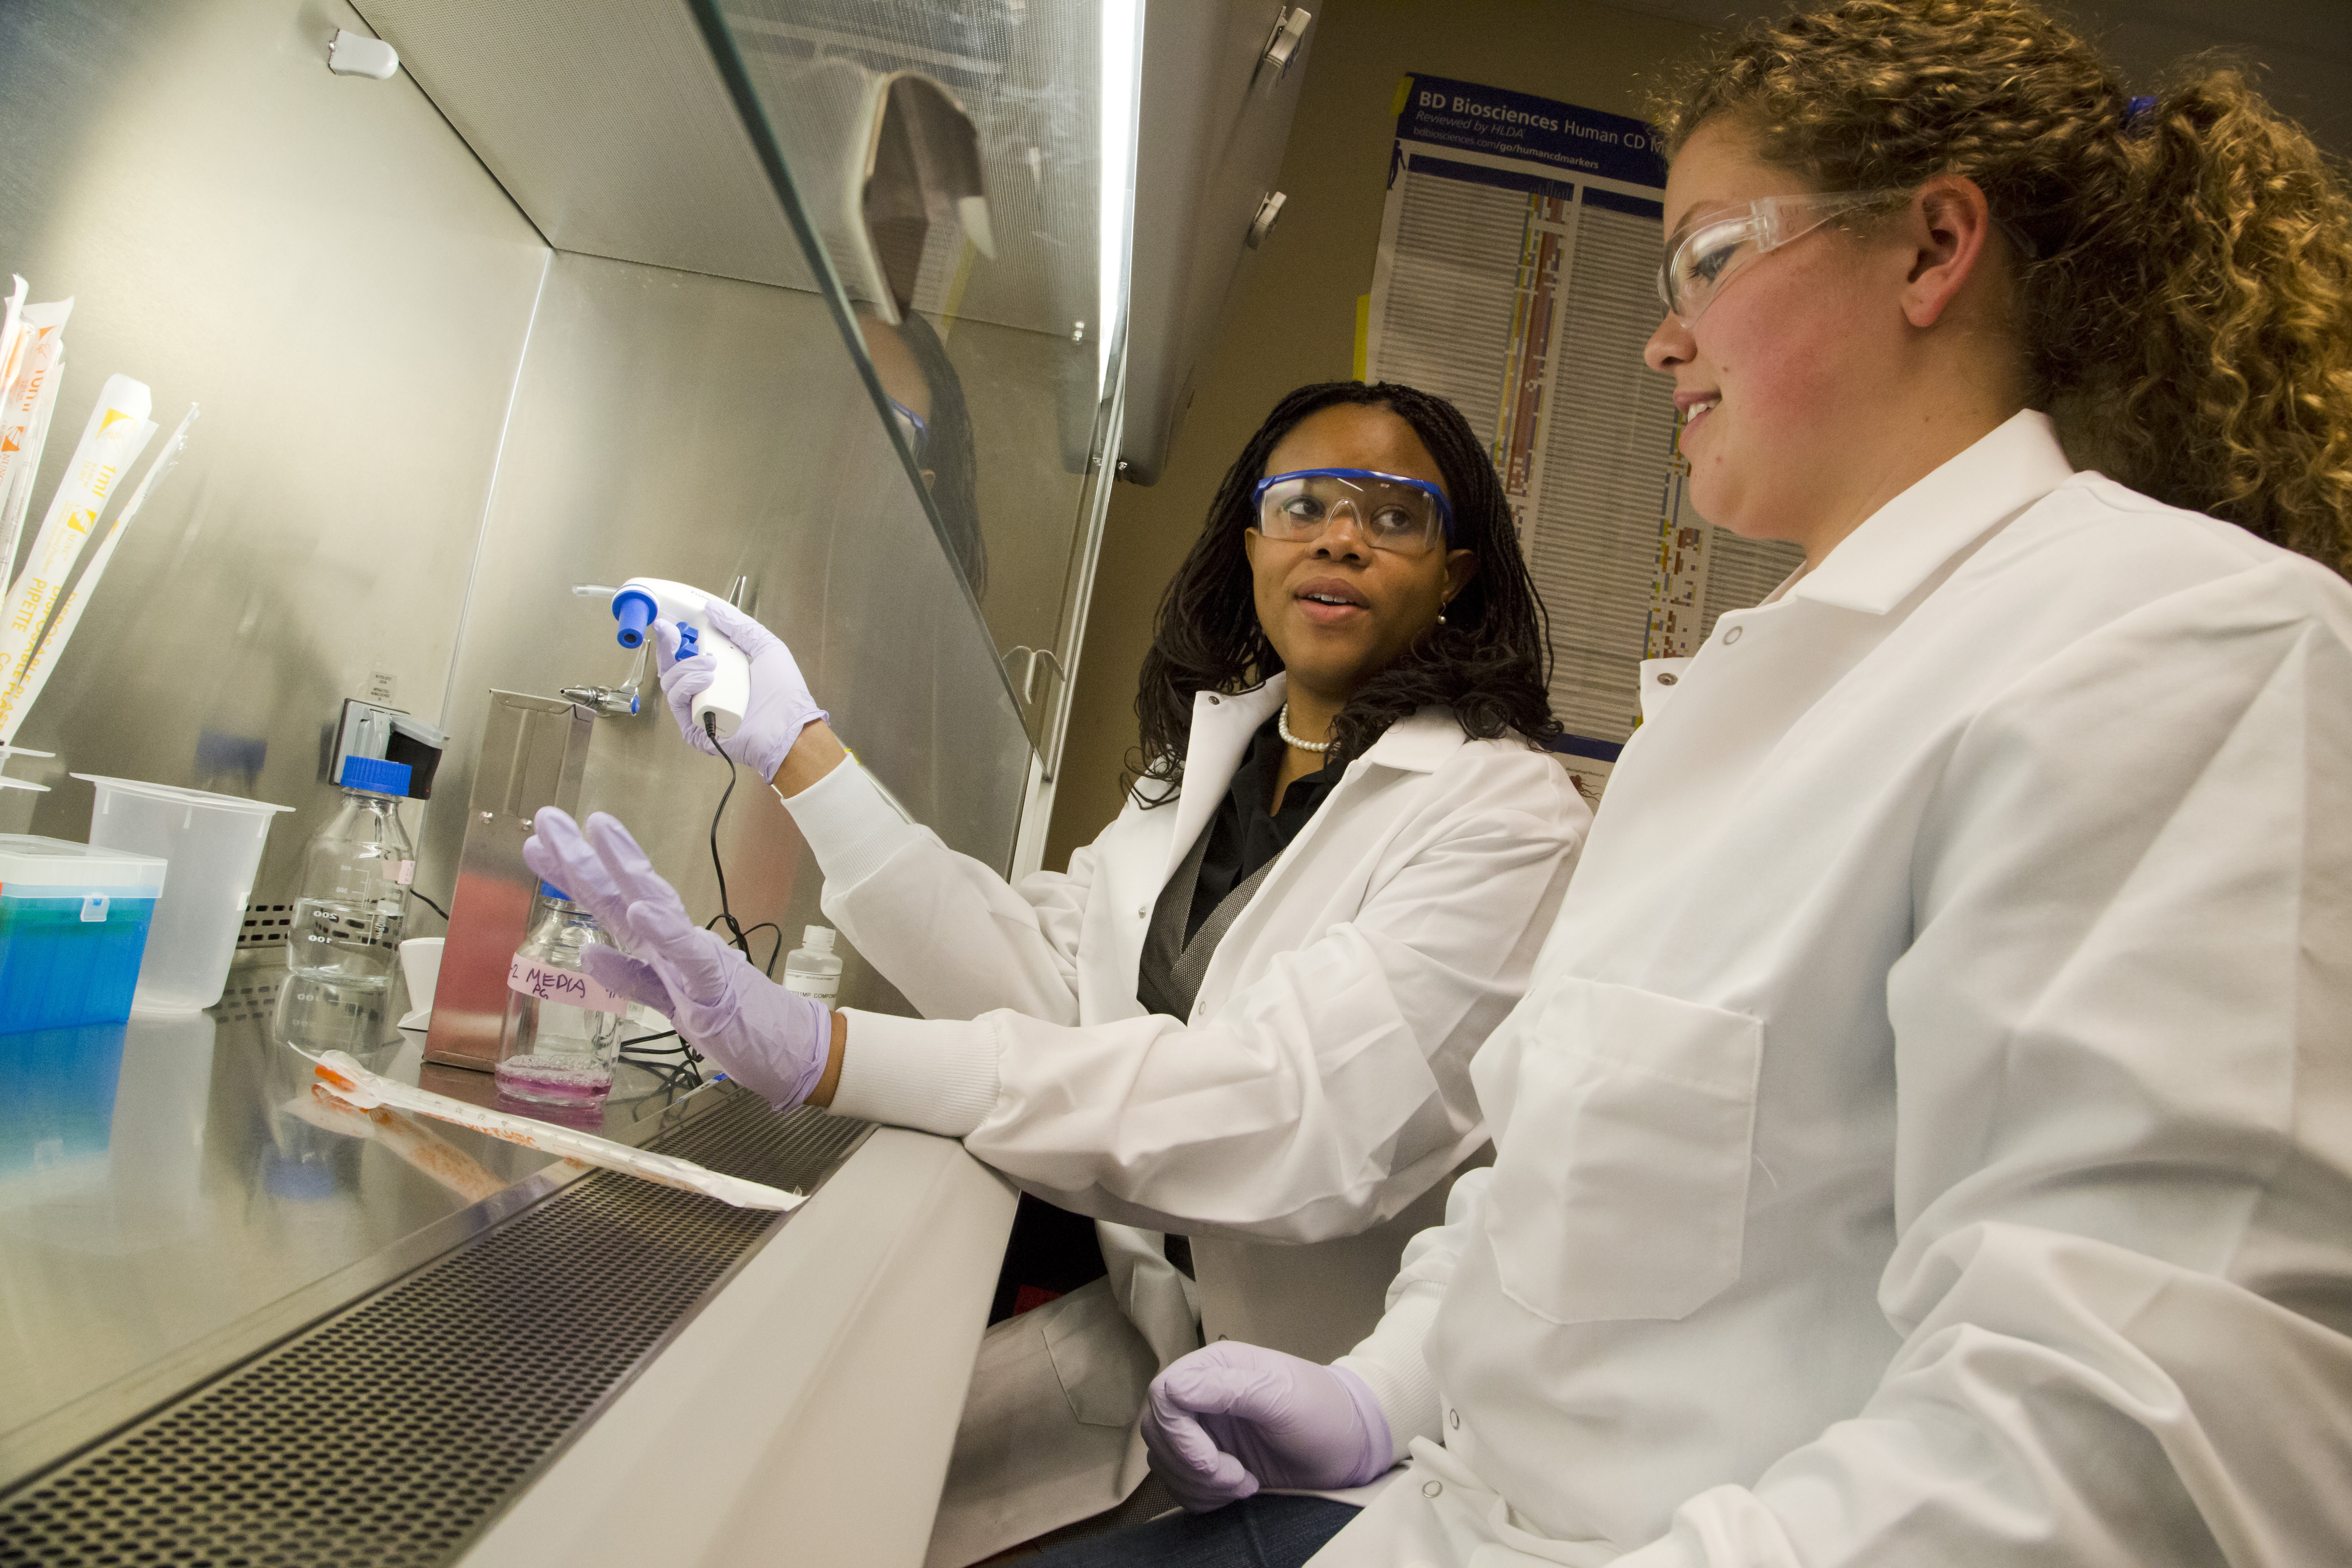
[1187, 718, 1344, 942]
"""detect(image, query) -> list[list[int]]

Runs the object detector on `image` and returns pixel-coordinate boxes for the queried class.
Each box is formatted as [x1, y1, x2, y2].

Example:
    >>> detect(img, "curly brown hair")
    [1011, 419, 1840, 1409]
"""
[1653, 0, 2352, 575]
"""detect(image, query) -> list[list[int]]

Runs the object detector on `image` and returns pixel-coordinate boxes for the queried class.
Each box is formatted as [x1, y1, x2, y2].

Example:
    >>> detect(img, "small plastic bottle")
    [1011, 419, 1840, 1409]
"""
[287, 757, 416, 988]
[782, 925, 842, 1004]
[494, 882, 625, 1108]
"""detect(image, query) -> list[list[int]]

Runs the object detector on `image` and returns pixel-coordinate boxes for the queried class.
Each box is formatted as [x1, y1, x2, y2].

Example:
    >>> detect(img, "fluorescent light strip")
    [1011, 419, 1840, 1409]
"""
[1098, 0, 1141, 392]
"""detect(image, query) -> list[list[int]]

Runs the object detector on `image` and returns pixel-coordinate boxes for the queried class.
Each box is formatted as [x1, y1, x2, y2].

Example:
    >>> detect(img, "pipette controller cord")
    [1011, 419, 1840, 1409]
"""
[702, 712, 783, 976]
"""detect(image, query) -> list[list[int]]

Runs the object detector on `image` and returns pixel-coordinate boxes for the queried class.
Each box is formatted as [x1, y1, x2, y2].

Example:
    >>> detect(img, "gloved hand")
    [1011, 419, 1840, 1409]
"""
[1140, 1343, 1395, 1513]
[521, 807, 832, 1109]
[654, 599, 827, 784]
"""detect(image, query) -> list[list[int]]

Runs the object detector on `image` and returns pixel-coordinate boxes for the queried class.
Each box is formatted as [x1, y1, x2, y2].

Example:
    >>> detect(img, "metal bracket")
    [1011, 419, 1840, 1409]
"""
[1258, 7, 1313, 84]
[1247, 191, 1287, 249]
[1002, 646, 1068, 706]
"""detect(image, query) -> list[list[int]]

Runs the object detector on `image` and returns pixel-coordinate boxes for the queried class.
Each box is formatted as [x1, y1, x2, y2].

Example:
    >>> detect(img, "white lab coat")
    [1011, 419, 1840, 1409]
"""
[1319, 412, 2352, 1567]
[781, 673, 1588, 1559]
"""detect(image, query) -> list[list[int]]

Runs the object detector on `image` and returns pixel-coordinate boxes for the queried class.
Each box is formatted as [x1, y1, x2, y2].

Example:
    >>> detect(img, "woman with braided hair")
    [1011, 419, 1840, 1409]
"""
[524, 380, 1588, 1556]
[1113, 3, 2352, 1566]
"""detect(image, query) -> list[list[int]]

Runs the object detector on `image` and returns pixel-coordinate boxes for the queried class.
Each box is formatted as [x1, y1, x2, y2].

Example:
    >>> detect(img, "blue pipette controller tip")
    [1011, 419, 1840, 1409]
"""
[611, 587, 658, 650]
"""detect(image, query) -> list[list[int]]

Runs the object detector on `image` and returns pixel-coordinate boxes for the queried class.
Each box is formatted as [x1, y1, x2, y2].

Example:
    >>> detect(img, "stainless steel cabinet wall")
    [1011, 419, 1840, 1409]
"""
[0, 0, 1031, 1005]
[429, 252, 1030, 1000]
[0, 0, 548, 901]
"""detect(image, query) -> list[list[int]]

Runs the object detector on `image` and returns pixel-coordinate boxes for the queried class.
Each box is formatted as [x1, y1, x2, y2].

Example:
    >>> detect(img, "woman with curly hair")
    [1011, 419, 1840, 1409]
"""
[1124, 4, 2352, 1566]
[525, 381, 1589, 1552]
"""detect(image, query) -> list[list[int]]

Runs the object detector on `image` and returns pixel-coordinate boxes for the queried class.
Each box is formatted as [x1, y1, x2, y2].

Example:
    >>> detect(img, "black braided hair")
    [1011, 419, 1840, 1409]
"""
[1127, 381, 1560, 805]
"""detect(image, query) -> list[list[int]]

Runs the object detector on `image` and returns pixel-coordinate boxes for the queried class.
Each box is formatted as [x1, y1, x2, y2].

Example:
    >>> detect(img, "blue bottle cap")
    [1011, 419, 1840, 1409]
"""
[337, 755, 413, 796]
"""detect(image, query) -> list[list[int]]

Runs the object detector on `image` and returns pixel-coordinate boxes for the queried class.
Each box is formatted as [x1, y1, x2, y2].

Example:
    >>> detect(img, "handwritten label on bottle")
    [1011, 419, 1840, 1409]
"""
[508, 955, 628, 1015]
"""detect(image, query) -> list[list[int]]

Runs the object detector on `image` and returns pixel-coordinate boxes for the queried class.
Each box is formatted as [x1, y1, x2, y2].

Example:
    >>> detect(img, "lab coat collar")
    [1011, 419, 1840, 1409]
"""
[1158, 683, 1466, 886]
[1790, 410, 2077, 617]
[1359, 706, 1468, 774]
[1162, 677, 1290, 884]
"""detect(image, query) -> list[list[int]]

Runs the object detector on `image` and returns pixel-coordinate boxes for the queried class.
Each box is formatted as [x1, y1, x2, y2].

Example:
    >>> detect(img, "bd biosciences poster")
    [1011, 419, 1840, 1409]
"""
[1363, 74, 1801, 793]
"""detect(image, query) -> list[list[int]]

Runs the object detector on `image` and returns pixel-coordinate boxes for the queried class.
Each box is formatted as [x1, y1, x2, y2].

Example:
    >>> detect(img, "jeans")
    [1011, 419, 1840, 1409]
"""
[1026, 1496, 1361, 1568]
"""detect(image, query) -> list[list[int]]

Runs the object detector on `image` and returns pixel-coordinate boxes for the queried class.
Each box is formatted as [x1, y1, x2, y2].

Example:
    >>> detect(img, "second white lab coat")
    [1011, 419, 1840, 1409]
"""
[1315, 412, 2352, 1566]
[782, 673, 1587, 1559]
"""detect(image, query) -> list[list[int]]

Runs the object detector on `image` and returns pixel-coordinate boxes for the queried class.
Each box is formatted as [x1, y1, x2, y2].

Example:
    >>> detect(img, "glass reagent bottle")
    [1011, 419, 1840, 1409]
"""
[495, 882, 625, 1108]
[288, 756, 415, 988]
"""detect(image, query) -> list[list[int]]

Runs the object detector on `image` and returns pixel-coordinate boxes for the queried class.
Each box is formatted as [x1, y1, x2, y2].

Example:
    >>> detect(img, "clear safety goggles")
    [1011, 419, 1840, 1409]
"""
[1250, 468, 1455, 554]
[1656, 189, 1905, 326]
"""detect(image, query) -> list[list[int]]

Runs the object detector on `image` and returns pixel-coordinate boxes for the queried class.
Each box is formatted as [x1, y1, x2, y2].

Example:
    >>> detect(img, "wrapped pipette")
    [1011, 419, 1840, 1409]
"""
[1, 404, 197, 743]
[305, 1049, 806, 1212]
[0, 295, 70, 582]
[0, 374, 153, 739]
[0, 278, 25, 396]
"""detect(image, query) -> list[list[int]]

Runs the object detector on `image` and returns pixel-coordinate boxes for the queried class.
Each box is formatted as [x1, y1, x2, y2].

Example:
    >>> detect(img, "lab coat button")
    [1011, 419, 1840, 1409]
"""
[1723, 624, 1744, 645]
[1421, 1479, 1443, 1498]
[1136, 905, 1149, 919]
[1207, 693, 1221, 704]
[1656, 672, 1679, 686]
[1448, 1407, 1459, 1429]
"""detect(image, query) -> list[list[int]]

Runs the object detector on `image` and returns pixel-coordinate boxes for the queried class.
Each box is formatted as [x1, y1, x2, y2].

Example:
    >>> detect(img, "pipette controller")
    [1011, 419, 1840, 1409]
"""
[609, 578, 751, 739]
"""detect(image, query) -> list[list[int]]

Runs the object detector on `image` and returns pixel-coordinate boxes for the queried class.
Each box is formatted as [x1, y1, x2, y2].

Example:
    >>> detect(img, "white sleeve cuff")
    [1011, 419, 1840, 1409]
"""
[776, 757, 917, 891]
[826, 1009, 1000, 1138]
[1335, 1297, 1446, 1464]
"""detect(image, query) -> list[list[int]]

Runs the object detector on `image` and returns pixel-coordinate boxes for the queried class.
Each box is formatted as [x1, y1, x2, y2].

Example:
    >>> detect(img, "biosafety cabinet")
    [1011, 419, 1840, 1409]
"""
[0, 2, 1317, 1562]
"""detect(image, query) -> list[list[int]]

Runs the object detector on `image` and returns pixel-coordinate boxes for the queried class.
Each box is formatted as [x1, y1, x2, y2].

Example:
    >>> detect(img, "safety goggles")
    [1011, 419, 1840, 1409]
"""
[1656, 189, 1905, 327]
[1250, 468, 1455, 554]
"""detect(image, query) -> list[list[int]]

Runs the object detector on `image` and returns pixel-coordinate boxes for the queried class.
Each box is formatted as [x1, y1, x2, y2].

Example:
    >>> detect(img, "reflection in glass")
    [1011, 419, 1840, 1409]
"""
[0, 1022, 128, 1215]
[865, 310, 986, 596]
[702, 0, 1136, 757]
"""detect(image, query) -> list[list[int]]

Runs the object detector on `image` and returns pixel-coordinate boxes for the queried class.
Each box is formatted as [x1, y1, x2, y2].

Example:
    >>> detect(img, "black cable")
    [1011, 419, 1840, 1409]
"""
[746, 922, 785, 978]
[619, 1025, 704, 1097]
[409, 889, 450, 922]
[702, 712, 756, 960]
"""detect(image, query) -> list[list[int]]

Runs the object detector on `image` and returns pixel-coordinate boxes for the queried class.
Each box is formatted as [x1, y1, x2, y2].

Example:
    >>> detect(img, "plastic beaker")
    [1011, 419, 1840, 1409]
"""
[74, 775, 294, 1013]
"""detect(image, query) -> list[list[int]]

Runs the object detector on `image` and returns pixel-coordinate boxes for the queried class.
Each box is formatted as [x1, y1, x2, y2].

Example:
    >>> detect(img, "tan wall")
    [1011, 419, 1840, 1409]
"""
[1044, 0, 1714, 870]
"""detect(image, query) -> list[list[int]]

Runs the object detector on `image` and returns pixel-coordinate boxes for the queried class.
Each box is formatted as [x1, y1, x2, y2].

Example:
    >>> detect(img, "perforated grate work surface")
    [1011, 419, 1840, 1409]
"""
[0, 1091, 871, 1567]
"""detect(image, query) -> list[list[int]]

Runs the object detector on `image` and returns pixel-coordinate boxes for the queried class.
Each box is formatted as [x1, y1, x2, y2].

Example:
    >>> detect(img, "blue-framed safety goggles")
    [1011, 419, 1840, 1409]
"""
[1249, 468, 1455, 553]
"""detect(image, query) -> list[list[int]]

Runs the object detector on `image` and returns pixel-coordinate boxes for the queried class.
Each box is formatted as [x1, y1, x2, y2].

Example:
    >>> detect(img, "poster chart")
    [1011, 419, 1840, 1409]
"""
[1363, 74, 1801, 795]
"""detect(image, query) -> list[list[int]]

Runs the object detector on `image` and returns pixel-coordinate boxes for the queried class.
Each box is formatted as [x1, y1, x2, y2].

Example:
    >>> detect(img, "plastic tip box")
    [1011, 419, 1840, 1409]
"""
[0, 835, 169, 1033]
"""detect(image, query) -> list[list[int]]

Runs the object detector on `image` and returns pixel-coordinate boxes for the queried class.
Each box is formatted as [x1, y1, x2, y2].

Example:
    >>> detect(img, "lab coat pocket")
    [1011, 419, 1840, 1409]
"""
[1482, 980, 1761, 1324]
[1042, 1277, 1159, 1427]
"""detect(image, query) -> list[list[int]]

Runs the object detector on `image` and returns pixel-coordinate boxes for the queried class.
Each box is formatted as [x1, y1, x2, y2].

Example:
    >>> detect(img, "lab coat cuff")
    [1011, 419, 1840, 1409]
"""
[827, 1009, 999, 1138]
[777, 757, 915, 891]
[1336, 1338, 1443, 1465]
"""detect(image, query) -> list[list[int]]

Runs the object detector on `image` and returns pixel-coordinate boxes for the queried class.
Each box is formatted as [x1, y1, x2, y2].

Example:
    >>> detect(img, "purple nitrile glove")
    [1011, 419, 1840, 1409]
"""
[593, 897, 830, 1109]
[653, 600, 827, 783]
[523, 809, 648, 956]
[522, 809, 830, 1109]
[1141, 1343, 1395, 1513]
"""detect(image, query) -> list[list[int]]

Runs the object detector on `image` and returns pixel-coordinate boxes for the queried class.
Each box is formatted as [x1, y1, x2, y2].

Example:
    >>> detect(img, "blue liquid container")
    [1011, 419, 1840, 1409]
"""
[0, 835, 169, 1033]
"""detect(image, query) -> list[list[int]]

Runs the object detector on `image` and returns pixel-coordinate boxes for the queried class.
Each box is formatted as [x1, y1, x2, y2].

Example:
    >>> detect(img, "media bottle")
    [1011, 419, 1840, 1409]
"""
[494, 882, 624, 1108]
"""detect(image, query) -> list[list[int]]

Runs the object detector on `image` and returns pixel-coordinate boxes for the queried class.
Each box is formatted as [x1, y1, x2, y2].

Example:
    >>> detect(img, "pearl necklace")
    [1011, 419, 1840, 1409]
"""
[1277, 703, 1331, 753]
